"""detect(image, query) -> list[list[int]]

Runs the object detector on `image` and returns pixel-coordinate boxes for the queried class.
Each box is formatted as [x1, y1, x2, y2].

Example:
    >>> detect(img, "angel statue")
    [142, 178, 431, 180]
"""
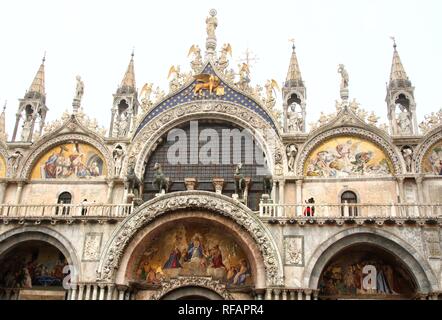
[337, 64, 349, 90]
[206, 9, 218, 38]
[367, 111, 380, 126]
[264, 79, 279, 110]
[236, 63, 251, 91]
[188, 45, 203, 74]
[139, 83, 153, 111]
[217, 43, 232, 72]
[168, 65, 182, 92]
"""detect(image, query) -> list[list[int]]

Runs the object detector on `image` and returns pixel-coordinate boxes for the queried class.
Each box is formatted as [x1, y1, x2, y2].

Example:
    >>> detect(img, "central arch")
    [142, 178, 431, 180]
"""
[97, 191, 284, 288]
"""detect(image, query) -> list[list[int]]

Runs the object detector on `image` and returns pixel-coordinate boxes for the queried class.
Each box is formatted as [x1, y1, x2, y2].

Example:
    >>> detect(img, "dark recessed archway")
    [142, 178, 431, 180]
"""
[317, 244, 417, 300]
[161, 286, 224, 300]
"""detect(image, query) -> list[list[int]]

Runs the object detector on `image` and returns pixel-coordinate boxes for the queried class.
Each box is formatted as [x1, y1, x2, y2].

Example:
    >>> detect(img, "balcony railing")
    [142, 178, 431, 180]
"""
[258, 202, 442, 220]
[0, 203, 134, 219]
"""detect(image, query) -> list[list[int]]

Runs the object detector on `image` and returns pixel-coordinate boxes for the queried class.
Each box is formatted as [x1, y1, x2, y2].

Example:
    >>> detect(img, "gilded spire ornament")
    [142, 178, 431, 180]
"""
[389, 37, 409, 82]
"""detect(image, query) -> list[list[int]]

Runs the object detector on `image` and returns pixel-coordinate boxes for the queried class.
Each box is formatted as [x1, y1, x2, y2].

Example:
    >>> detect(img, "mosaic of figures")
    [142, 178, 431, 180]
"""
[304, 136, 392, 177]
[319, 248, 416, 298]
[133, 221, 252, 287]
[31, 142, 106, 179]
[422, 140, 442, 175]
[0, 241, 68, 289]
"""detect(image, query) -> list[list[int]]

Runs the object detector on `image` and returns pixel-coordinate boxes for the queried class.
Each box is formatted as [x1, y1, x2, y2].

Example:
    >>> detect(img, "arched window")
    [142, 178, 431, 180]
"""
[341, 191, 358, 216]
[57, 192, 72, 215]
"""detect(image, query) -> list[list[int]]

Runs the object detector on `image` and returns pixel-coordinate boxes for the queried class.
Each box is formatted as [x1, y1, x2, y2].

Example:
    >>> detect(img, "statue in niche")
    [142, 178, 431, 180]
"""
[152, 162, 170, 193]
[8, 151, 23, 176]
[286, 144, 298, 172]
[401, 147, 413, 173]
[21, 118, 32, 141]
[113, 145, 125, 177]
[287, 103, 303, 132]
[396, 104, 412, 134]
[117, 111, 129, 137]
[234, 163, 246, 198]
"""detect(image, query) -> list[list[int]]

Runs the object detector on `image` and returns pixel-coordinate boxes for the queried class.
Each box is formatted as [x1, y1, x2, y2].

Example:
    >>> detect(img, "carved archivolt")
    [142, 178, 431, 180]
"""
[127, 101, 285, 178]
[151, 277, 233, 300]
[414, 129, 442, 173]
[295, 126, 403, 176]
[97, 191, 284, 286]
[19, 133, 114, 179]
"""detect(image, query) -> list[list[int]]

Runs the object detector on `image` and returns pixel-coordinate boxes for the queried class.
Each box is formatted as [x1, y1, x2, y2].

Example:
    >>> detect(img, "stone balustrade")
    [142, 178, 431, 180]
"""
[255, 288, 319, 300]
[67, 282, 134, 300]
[259, 202, 442, 223]
[0, 203, 133, 220]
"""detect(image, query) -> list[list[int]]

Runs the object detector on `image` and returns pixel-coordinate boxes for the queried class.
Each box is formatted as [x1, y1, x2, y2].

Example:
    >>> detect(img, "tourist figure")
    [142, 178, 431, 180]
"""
[303, 197, 315, 216]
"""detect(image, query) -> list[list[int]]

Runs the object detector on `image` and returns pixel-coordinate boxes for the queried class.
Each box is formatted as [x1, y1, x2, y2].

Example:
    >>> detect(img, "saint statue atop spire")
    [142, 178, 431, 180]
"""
[72, 75, 84, 113]
[338, 64, 349, 101]
[205, 9, 218, 59]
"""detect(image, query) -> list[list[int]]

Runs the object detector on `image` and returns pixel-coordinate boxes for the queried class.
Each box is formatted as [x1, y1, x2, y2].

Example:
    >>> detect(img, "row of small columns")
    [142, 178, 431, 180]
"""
[255, 288, 319, 300]
[67, 283, 135, 300]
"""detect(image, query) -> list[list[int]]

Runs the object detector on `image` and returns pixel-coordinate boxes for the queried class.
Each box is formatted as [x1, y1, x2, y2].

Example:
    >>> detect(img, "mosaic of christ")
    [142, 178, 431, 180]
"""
[304, 136, 393, 177]
[132, 221, 252, 287]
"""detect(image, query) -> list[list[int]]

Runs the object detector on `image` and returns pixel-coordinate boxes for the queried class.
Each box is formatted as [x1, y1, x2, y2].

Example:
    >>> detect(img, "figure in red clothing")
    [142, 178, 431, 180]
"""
[304, 197, 315, 216]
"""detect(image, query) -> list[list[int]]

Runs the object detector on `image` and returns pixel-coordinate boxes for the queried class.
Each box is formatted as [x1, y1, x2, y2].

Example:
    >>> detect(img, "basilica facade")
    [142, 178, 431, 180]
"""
[0, 10, 441, 300]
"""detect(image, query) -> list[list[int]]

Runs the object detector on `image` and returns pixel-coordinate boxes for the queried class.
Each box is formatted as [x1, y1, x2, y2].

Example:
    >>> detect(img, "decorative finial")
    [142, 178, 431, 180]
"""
[131, 47, 135, 58]
[390, 36, 397, 49]
[42, 51, 46, 64]
[2, 100, 6, 112]
[289, 38, 296, 51]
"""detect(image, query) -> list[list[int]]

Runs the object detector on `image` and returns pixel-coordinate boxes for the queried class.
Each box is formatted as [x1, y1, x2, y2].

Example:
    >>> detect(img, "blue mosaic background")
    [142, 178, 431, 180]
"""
[134, 63, 279, 136]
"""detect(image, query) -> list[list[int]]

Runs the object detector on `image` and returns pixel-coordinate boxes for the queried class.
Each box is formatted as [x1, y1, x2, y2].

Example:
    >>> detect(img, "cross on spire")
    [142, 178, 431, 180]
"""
[239, 48, 259, 69]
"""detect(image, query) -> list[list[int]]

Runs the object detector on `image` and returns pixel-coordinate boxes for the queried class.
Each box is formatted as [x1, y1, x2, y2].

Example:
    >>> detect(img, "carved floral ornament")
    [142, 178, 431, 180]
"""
[97, 192, 284, 286]
[126, 101, 285, 178]
[19, 133, 114, 179]
[151, 277, 233, 300]
[414, 130, 442, 174]
[295, 126, 403, 176]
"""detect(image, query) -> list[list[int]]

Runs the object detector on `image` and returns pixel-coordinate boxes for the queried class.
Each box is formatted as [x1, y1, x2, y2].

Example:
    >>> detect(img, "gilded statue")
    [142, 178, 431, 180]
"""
[338, 64, 349, 90]
[193, 73, 224, 96]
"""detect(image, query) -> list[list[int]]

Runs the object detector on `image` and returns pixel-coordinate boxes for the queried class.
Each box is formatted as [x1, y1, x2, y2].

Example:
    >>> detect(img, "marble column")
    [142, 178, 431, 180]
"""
[278, 181, 285, 217]
[91, 285, 98, 300]
[14, 181, 24, 204]
[106, 180, 115, 204]
[0, 181, 7, 204]
[98, 285, 106, 300]
[85, 284, 91, 300]
[396, 177, 405, 203]
[265, 288, 272, 300]
[106, 284, 115, 300]
[295, 179, 303, 216]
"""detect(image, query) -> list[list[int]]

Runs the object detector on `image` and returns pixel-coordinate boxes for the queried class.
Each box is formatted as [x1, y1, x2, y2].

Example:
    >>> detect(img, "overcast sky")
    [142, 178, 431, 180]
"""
[0, 0, 441, 136]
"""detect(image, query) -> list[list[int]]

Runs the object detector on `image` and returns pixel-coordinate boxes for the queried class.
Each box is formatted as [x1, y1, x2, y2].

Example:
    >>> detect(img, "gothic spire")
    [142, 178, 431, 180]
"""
[120, 51, 136, 90]
[389, 39, 409, 83]
[0, 101, 6, 141]
[285, 42, 303, 87]
[28, 54, 46, 96]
